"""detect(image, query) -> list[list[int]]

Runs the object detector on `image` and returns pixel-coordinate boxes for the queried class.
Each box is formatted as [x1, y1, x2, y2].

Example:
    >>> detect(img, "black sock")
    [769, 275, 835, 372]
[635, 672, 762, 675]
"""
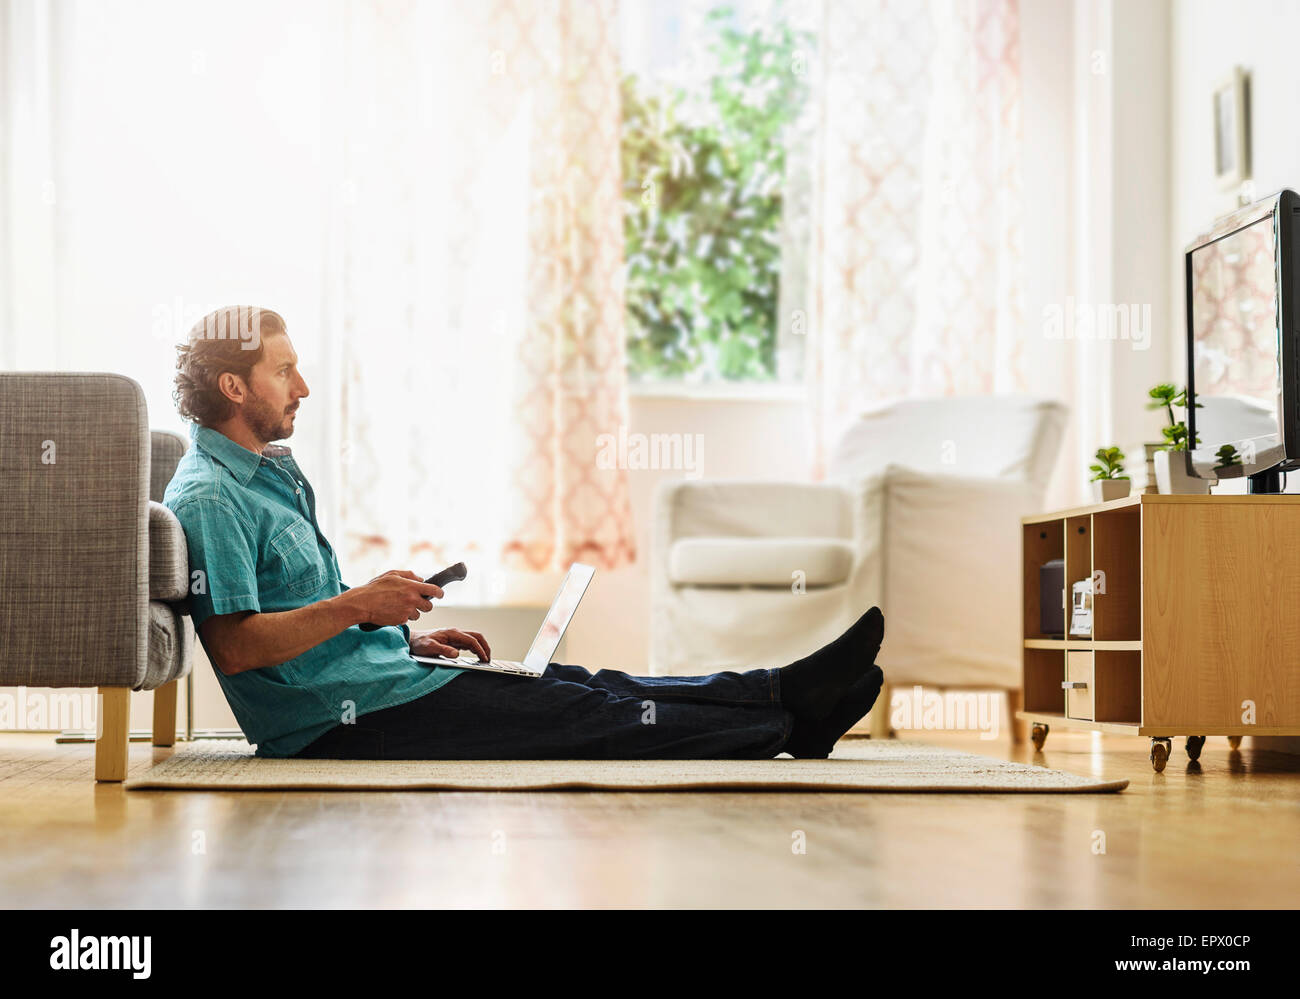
[779, 607, 884, 722]
[783, 665, 886, 759]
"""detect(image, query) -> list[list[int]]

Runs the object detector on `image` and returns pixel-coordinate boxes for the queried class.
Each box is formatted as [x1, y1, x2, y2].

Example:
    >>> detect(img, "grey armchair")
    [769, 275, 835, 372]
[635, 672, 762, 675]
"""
[0, 373, 193, 781]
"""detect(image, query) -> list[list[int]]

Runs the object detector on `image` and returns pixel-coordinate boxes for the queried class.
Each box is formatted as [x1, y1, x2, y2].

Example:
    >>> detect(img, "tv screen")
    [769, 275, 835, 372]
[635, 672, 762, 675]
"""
[1186, 190, 1299, 484]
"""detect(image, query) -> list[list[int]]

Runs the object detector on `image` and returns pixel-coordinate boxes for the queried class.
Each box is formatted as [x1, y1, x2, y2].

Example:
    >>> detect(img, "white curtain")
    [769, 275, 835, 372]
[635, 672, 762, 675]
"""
[0, 0, 637, 599]
[807, 0, 1027, 476]
[321, 0, 637, 595]
[0, 0, 61, 371]
[0, 0, 338, 446]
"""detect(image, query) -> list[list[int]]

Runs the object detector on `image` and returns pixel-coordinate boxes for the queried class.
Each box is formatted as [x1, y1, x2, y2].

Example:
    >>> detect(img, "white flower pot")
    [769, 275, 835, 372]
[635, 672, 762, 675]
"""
[1091, 479, 1131, 503]
[1154, 448, 1213, 494]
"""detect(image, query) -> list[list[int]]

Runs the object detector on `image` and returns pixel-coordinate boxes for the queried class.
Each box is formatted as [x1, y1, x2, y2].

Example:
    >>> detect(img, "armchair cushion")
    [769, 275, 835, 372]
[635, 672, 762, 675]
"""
[669, 537, 855, 587]
[148, 501, 190, 602]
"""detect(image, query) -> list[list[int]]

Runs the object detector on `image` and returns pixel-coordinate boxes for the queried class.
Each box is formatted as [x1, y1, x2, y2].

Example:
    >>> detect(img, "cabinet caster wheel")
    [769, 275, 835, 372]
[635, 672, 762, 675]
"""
[1228, 735, 1242, 750]
[1186, 735, 1206, 761]
[1031, 723, 1049, 751]
[1150, 738, 1172, 773]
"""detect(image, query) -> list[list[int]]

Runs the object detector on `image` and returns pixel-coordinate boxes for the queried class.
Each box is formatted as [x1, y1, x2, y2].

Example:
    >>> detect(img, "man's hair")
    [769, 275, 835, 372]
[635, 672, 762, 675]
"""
[172, 306, 286, 426]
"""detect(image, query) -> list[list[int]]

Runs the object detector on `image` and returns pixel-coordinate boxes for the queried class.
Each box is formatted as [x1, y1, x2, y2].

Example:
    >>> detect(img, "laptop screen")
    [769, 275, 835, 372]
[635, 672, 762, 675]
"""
[522, 563, 595, 670]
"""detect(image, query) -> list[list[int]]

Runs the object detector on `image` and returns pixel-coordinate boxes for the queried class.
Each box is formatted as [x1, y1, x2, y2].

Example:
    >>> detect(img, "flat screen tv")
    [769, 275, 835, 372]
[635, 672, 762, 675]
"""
[1186, 188, 1300, 491]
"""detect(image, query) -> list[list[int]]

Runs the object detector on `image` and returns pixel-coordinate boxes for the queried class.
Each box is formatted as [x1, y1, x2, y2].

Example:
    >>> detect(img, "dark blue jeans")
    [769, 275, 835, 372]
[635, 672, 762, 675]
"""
[293, 662, 794, 760]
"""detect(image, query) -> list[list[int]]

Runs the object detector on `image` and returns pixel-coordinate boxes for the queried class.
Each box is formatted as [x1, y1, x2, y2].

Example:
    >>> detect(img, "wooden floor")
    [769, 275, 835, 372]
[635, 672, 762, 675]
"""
[1, 728, 1298, 908]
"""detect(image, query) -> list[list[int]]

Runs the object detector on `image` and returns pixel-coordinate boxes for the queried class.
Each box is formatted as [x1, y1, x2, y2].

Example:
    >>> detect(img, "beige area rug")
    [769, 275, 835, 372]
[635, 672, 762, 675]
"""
[124, 739, 1128, 793]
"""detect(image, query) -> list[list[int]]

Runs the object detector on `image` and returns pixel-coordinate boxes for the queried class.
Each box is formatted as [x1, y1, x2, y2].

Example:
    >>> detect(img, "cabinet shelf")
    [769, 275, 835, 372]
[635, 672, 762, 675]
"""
[1021, 493, 1300, 762]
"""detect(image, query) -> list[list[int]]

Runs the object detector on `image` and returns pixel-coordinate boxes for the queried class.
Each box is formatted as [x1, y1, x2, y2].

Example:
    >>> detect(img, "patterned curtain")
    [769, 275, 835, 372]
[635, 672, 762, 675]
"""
[807, 0, 1026, 475]
[322, 0, 636, 586]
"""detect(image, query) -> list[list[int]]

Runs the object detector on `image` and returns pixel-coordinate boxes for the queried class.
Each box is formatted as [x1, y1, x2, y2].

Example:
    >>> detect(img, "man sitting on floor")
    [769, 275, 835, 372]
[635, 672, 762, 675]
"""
[163, 306, 885, 761]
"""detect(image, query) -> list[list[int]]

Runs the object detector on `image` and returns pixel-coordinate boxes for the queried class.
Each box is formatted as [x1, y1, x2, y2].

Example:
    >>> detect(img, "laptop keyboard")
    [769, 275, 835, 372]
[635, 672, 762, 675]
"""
[452, 655, 529, 673]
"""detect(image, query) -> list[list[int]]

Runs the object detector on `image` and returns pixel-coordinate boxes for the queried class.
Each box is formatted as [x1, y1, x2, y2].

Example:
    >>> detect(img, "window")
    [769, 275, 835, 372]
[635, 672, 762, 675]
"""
[619, 0, 817, 385]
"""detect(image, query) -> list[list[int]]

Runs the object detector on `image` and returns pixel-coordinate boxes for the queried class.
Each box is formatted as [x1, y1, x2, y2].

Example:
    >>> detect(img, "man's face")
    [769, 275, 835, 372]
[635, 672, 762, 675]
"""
[242, 333, 309, 443]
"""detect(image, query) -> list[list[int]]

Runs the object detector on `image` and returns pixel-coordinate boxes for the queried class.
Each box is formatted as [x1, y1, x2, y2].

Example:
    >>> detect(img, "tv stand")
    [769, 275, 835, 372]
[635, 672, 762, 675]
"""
[1020, 493, 1300, 771]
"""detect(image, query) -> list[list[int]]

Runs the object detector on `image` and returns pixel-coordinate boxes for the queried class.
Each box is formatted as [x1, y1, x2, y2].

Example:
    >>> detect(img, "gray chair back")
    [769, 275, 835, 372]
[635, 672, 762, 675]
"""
[0, 373, 151, 687]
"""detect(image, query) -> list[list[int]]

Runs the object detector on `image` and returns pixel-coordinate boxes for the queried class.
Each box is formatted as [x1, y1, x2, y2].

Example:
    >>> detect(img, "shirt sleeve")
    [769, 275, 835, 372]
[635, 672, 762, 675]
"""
[171, 497, 262, 631]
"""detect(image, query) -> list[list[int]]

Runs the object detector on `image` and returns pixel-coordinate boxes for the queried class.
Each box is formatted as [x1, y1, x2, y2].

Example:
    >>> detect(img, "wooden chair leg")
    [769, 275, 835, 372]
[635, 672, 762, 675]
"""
[868, 681, 893, 738]
[152, 679, 178, 748]
[95, 687, 131, 782]
[1007, 688, 1027, 745]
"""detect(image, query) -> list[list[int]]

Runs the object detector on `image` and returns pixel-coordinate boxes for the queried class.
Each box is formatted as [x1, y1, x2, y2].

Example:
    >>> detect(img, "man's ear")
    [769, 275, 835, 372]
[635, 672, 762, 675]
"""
[217, 371, 247, 406]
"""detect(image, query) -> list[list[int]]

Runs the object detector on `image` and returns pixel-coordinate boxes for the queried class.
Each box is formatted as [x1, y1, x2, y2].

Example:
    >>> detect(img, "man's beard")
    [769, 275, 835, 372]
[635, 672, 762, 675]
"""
[245, 388, 296, 443]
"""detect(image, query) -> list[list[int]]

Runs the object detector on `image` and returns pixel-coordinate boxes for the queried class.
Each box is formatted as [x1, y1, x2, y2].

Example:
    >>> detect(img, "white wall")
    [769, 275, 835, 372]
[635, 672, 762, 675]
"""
[1169, 0, 1300, 377]
[1021, 0, 1079, 511]
[1021, 0, 1174, 504]
[1109, 0, 1174, 459]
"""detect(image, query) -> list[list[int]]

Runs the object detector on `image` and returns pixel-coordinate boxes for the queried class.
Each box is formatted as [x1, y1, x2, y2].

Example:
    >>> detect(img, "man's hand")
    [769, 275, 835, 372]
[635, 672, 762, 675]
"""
[343, 570, 443, 627]
[410, 628, 492, 662]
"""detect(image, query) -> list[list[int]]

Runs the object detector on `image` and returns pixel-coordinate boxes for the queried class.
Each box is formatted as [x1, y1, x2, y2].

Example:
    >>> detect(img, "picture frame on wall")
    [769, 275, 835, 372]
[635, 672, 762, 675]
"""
[1213, 66, 1251, 193]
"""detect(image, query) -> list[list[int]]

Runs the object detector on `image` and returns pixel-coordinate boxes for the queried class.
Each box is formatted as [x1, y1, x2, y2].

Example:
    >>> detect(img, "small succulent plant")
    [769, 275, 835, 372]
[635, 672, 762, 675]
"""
[1089, 446, 1129, 482]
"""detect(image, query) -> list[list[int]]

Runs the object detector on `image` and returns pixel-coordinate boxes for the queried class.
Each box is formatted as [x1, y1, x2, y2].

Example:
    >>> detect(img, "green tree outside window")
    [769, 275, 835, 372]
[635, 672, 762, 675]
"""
[621, 5, 814, 382]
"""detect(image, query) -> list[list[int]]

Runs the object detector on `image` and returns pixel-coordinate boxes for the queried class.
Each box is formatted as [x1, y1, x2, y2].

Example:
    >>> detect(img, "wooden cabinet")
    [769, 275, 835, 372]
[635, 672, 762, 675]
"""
[1018, 494, 1300, 771]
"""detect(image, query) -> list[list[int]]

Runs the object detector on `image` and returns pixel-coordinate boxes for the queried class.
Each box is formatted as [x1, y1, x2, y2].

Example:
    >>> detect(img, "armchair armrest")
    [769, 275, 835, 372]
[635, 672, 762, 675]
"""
[882, 465, 1041, 687]
[148, 501, 190, 603]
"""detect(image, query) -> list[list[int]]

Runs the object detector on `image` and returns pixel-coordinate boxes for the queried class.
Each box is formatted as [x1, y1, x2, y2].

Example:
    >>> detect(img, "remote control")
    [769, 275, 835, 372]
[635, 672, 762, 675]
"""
[358, 562, 468, 631]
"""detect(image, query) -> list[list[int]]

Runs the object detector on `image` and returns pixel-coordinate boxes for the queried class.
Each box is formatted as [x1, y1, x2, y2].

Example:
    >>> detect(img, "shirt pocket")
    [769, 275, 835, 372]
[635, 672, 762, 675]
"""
[268, 519, 328, 597]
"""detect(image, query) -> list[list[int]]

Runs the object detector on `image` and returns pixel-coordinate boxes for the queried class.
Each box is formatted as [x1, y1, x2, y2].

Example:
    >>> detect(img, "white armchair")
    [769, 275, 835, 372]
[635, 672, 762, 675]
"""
[651, 395, 1068, 740]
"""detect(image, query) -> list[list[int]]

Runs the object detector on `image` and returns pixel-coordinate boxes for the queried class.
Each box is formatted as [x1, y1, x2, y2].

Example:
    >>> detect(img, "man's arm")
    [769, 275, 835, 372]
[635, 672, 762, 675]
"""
[200, 595, 359, 676]
[201, 572, 442, 675]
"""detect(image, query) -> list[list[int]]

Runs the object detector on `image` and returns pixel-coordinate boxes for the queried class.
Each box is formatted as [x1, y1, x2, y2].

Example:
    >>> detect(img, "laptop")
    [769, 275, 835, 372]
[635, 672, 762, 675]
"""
[409, 562, 595, 677]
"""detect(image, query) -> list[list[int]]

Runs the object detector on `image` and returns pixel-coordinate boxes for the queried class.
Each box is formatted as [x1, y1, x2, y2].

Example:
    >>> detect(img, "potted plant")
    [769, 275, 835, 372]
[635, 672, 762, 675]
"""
[1089, 446, 1131, 502]
[1148, 383, 1213, 494]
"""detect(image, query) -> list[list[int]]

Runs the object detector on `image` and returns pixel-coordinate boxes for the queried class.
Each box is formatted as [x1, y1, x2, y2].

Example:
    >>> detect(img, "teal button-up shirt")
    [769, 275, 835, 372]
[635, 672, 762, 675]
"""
[163, 423, 464, 757]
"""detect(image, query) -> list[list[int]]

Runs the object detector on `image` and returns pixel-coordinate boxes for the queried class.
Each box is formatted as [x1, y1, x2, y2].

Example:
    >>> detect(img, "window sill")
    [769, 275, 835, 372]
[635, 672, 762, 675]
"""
[627, 381, 807, 402]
